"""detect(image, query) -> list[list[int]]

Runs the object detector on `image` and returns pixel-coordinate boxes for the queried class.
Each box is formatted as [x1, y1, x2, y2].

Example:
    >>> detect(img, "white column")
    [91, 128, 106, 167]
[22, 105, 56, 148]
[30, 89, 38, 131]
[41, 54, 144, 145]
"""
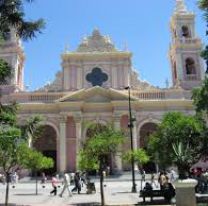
[114, 117, 123, 173]
[59, 116, 67, 172]
[133, 121, 138, 150]
[75, 116, 82, 170]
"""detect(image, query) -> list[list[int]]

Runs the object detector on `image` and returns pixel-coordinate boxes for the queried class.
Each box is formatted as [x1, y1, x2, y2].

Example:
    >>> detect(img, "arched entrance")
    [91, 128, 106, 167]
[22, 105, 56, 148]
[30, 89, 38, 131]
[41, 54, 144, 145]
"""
[33, 125, 57, 175]
[139, 122, 158, 173]
[84, 123, 112, 175]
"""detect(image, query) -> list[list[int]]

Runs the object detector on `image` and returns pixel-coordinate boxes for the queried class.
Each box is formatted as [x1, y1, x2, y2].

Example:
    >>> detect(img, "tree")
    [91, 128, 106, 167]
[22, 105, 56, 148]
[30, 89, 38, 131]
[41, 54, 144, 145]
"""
[0, 113, 47, 205]
[0, 0, 45, 41]
[20, 145, 53, 195]
[148, 112, 206, 179]
[123, 149, 149, 189]
[0, 1, 47, 204]
[78, 124, 125, 206]
[0, 0, 45, 88]
[123, 149, 149, 169]
[0, 59, 12, 85]
[192, 77, 208, 117]
[198, 0, 208, 73]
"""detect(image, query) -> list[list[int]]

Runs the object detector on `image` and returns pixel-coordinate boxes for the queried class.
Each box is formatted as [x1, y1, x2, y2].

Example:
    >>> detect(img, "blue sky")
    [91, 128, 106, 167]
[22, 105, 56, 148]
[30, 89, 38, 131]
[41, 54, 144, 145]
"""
[23, 0, 206, 90]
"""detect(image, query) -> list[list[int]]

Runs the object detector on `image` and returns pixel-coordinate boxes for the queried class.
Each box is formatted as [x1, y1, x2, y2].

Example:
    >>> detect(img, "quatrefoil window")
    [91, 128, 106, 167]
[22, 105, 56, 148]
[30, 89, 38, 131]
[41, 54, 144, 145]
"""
[86, 67, 108, 86]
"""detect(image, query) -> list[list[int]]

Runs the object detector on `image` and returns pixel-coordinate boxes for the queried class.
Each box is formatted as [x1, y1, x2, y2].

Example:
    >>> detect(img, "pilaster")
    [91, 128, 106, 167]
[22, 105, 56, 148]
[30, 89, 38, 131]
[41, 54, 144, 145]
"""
[132, 120, 138, 150]
[59, 115, 67, 172]
[74, 114, 82, 170]
[113, 115, 123, 173]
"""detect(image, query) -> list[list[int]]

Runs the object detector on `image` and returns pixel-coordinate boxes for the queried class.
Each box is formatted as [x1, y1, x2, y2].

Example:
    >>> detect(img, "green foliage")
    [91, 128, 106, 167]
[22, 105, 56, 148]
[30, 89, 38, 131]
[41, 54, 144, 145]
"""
[0, 126, 22, 171]
[192, 76, 208, 115]
[197, 0, 208, 72]
[198, 0, 208, 11]
[20, 145, 53, 171]
[0, 59, 12, 84]
[0, 113, 47, 173]
[0, 0, 45, 41]
[21, 115, 43, 142]
[123, 149, 149, 166]
[0, 103, 18, 126]
[78, 124, 124, 171]
[78, 149, 99, 171]
[148, 112, 205, 173]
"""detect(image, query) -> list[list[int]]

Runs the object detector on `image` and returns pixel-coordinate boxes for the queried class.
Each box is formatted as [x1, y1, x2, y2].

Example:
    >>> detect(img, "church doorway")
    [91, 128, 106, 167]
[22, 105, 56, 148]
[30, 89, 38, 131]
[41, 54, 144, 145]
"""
[84, 124, 112, 175]
[33, 125, 57, 175]
[139, 122, 158, 173]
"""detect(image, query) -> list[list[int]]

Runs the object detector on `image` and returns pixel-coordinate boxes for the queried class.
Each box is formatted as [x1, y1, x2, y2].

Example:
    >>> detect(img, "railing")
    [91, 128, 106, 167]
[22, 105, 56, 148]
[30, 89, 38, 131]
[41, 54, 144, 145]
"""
[132, 89, 192, 100]
[132, 91, 166, 100]
[29, 94, 63, 103]
[8, 93, 64, 103]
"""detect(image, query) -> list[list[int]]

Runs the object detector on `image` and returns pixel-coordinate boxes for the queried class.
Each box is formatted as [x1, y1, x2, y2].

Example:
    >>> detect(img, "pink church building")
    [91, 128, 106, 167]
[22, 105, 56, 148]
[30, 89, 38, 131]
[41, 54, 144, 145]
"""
[0, 0, 205, 173]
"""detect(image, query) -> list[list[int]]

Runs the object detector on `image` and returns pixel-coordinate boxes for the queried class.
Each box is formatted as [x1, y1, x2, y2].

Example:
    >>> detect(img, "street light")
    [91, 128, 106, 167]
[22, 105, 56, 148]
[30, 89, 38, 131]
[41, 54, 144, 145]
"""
[125, 86, 137, 193]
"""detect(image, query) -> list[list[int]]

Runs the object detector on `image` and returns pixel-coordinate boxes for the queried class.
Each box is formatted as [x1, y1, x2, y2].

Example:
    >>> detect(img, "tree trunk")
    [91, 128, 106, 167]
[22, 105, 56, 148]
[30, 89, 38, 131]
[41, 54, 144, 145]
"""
[35, 170, 38, 195]
[178, 164, 189, 180]
[5, 172, 10, 206]
[99, 160, 105, 206]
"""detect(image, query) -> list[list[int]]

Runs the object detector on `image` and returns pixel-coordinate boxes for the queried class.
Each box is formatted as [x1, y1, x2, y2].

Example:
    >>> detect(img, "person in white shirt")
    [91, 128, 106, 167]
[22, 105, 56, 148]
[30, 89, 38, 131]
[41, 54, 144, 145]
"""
[59, 173, 72, 197]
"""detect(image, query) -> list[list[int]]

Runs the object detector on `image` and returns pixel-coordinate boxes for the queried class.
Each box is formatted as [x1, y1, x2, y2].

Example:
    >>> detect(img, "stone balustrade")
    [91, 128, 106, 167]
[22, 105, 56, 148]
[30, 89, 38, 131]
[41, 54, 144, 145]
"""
[3, 92, 64, 103]
[0, 88, 192, 104]
[132, 89, 192, 100]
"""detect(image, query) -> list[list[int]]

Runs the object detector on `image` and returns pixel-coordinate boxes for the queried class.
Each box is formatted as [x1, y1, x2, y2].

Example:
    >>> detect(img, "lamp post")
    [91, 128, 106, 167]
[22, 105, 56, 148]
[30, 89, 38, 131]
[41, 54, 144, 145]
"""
[125, 86, 137, 193]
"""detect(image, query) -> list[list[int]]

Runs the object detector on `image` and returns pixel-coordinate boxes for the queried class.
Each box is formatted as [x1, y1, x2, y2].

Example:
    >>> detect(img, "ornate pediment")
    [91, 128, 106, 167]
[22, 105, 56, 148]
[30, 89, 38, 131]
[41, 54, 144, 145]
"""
[85, 94, 111, 103]
[76, 29, 118, 53]
[56, 86, 136, 103]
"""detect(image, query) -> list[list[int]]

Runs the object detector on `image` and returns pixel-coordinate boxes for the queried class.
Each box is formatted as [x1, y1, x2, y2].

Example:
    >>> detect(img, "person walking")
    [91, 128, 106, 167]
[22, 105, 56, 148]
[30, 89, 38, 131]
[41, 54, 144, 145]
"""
[41, 172, 47, 184]
[72, 172, 81, 194]
[59, 173, 72, 197]
[50, 175, 58, 196]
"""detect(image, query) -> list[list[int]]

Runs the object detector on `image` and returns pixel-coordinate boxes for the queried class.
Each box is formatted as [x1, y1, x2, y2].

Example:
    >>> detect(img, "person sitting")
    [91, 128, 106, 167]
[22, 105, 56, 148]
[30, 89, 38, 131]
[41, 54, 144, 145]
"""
[163, 176, 175, 203]
[143, 182, 153, 191]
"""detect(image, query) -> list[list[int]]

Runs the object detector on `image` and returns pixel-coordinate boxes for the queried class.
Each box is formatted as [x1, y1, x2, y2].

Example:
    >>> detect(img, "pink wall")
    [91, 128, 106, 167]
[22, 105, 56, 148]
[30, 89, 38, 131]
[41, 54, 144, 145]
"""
[66, 117, 76, 171]
[69, 67, 77, 90]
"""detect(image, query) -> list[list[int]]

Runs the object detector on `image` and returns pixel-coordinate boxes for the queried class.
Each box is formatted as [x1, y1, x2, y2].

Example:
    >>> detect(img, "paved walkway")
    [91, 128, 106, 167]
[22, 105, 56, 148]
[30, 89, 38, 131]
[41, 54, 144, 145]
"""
[0, 178, 172, 206]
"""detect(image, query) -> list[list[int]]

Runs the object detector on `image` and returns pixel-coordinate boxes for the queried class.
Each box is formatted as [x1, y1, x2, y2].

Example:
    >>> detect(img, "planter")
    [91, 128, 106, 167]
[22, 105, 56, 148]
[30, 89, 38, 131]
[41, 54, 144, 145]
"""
[175, 178, 198, 206]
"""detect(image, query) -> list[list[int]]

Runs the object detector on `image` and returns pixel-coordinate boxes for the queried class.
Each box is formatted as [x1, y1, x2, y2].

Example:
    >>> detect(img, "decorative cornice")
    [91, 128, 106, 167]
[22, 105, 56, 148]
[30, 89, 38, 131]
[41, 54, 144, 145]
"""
[76, 29, 117, 53]
[62, 51, 132, 62]
[175, 0, 188, 14]
[59, 114, 68, 123]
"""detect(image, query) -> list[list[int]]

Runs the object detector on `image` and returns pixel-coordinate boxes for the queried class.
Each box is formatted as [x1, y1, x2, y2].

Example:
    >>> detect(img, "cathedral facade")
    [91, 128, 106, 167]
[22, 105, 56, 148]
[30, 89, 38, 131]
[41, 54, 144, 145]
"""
[0, 0, 205, 173]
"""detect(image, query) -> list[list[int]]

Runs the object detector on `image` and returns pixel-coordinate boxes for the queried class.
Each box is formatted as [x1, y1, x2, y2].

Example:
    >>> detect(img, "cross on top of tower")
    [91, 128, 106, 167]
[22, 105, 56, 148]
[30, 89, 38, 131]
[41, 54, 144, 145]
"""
[175, 0, 188, 13]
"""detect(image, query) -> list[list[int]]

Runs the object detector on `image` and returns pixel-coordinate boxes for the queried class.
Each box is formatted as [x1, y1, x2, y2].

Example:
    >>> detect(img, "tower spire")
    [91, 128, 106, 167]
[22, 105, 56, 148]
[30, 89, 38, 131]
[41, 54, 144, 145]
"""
[175, 0, 187, 13]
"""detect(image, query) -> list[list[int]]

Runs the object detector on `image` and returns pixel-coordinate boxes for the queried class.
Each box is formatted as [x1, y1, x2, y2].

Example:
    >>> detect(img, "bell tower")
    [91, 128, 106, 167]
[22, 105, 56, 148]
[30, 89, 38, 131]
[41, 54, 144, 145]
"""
[169, 0, 204, 90]
[0, 28, 24, 94]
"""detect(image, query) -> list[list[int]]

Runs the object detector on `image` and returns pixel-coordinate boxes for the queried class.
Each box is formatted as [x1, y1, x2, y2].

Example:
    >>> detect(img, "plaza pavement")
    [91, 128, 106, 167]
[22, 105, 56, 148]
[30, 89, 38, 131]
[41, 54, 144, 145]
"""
[0, 173, 173, 206]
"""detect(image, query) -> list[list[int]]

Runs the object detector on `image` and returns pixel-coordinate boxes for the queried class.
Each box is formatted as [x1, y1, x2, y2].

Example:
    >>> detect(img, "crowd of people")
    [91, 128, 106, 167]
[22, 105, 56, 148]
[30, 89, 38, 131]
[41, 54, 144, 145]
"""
[0, 172, 19, 185]
[48, 171, 91, 197]
[142, 170, 176, 203]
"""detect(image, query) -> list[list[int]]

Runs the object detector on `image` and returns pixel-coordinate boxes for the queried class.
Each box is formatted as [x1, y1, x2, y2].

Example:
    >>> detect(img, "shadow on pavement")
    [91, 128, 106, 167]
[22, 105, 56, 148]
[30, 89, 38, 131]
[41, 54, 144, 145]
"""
[0, 204, 30, 206]
[137, 199, 172, 205]
[68, 203, 100, 206]
[14, 193, 44, 196]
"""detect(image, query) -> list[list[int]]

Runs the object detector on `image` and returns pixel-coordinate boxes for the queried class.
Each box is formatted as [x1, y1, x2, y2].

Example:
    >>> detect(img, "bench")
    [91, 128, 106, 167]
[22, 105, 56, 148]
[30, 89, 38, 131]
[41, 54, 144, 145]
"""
[140, 189, 165, 202]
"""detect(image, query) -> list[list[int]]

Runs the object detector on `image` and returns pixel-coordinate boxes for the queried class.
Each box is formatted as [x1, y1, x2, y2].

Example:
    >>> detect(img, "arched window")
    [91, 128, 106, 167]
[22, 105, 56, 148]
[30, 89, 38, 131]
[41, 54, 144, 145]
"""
[185, 58, 196, 75]
[181, 26, 190, 38]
